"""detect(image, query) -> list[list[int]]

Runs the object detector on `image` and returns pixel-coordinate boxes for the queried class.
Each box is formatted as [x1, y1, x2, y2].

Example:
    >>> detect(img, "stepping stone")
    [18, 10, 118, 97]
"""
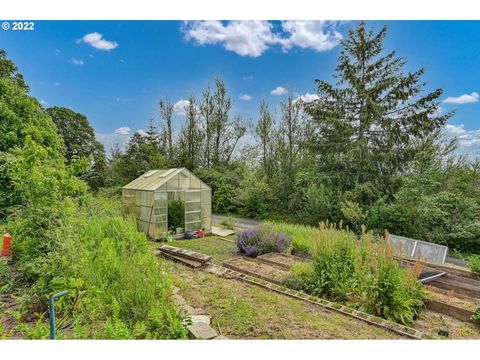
[213, 335, 229, 340]
[187, 322, 218, 340]
[180, 305, 196, 316]
[173, 295, 186, 306]
[191, 315, 211, 325]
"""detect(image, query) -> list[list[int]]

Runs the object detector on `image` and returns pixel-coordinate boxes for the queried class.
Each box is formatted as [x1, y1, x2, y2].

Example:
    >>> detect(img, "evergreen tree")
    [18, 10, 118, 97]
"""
[305, 22, 452, 198]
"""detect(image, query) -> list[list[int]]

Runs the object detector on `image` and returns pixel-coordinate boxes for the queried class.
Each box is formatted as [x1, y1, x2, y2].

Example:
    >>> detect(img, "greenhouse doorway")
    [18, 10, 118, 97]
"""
[167, 191, 185, 235]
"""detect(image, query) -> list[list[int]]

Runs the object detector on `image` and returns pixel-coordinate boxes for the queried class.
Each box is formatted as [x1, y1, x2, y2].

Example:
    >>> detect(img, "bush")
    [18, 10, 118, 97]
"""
[284, 222, 425, 325]
[236, 225, 291, 257]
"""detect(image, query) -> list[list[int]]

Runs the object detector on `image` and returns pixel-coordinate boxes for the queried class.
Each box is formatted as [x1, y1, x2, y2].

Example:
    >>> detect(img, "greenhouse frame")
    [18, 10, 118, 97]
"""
[122, 168, 212, 240]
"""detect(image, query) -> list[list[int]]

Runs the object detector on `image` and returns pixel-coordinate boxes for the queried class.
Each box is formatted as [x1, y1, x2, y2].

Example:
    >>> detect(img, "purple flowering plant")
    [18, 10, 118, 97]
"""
[236, 225, 291, 257]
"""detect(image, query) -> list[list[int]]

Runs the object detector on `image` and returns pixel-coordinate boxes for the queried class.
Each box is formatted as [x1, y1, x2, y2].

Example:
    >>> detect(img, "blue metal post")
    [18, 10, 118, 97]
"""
[48, 290, 68, 340]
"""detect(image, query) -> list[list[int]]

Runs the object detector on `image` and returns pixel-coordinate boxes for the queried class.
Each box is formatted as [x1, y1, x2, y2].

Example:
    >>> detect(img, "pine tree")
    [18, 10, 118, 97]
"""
[305, 22, 452, 197]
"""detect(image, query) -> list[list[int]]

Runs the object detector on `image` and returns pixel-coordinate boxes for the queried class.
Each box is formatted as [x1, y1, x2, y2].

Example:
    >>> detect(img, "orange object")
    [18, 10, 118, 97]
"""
[1, 233, 13, 256]
[196, 229, 205, 238]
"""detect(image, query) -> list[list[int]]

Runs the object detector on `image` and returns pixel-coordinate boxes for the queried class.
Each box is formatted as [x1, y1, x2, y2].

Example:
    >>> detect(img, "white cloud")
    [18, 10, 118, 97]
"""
[78, 32, 118, 51]
[183, 20, 276, 57]
[114, 126, 131, 135]
[294, 92, 319, 103]
[70, 57, 84, 65]
[240, 94, 252, 101]
[243, 75, 254, 80]
[182, 20, 342, 57]
[279, 21, 342, 52]
[54, 49, 61, 55]
[39, 99, 49, 106]
[136, 129, 147, 136]
[53, 82, 61, 87]
[271, 86, 288, 96]
[173, 99, 190, 116]
[96, 132, 130, 156]
[443, 92, 479, 105]
[444, 123, 480, 158]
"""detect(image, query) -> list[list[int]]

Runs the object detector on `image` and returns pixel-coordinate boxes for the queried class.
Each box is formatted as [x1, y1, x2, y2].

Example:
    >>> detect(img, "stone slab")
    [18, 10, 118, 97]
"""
[187, 322, 218, 340]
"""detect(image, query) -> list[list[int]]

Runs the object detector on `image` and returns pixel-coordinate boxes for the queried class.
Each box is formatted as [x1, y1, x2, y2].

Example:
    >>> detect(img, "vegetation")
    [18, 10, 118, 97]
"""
[284, 222, 425, 325]
[47, 107, 107, 190]
[0, 50, 185, 339]
[168, 199, 185, 231]
[236, 225, 291, 257]
[219, 216, 235, 230]
[466, 254, 480, 274]
[156, 239, 402, 339]
[2, 20, 480, 339]
[93, 22, 480, 255]
[268, 222, 317, 254]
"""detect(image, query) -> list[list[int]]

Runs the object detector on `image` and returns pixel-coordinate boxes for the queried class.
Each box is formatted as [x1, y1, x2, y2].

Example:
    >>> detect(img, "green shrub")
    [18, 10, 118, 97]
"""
[284, 222, 425, 325]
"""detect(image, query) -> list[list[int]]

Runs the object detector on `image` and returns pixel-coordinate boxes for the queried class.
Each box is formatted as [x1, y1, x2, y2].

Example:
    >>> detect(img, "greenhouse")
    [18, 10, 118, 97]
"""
[122, 168, 212, 240]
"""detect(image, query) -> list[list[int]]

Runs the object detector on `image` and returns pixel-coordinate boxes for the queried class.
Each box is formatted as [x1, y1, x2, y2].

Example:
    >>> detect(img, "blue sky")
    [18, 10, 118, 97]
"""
[1, 20, 479, 156]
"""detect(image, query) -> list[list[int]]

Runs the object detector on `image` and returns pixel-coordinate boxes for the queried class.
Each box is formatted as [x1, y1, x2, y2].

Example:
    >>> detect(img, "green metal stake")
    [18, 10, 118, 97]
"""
[49, 290, 68, 340]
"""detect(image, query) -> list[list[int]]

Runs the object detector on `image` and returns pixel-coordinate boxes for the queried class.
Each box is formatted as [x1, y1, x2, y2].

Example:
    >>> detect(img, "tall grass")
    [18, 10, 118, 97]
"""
[284, 222, 425, 325]
[267, 222, 316, 254]
[8, 195, 187, 339]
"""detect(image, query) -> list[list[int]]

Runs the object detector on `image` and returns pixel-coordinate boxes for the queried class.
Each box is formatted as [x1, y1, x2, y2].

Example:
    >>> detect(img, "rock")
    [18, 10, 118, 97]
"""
[191, 315, 211, 325]
[213, 335, 229, 340]
[187, 322, 218, 340]
[173, 286, 180, 294]
[180, 305, 196, 316]
[173, 295, 186, 306]
[437, 327, 449, 337]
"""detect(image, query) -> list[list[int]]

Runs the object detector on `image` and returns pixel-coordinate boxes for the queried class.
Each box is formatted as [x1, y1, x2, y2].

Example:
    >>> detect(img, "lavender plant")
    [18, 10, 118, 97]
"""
[236, 225, 291, 257]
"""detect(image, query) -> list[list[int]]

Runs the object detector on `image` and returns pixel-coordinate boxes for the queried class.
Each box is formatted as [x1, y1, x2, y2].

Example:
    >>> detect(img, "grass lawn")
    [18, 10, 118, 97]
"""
[152, 237, 403, 339]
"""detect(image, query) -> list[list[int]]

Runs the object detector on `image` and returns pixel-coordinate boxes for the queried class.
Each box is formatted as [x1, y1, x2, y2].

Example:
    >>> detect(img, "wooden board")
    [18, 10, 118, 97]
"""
[429, 275, 480, 299]
[212, 226, 235, 237]
[159, 244, 212, 264]
[256, 253, 306, 270]
[223, 257, 289, 285]
[426, 299, 479, 324]
[158, 251, 204, 268]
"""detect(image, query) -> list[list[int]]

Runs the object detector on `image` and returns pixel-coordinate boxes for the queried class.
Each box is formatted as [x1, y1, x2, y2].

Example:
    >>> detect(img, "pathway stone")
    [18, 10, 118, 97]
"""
[180, 305, 196, 316]
[191, 315, 211, 325]
[213, 335, 229, 340]
[187, 322, 218, 340]
[173, 294, 186, 306]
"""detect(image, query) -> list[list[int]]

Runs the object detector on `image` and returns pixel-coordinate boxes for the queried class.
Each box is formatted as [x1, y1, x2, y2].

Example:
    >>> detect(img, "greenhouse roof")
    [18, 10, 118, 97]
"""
[122, 168, 209, 191]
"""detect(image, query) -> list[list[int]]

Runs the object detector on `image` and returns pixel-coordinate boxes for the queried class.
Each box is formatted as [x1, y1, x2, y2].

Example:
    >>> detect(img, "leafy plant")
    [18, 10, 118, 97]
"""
[467, 254, 480, 274]
[168, 199, 185, 231]
[471, 307, 480, 321]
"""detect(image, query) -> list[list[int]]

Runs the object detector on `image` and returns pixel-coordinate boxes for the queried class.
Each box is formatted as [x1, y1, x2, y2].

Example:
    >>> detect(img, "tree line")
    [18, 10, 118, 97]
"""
[2, 22, 480, 254]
